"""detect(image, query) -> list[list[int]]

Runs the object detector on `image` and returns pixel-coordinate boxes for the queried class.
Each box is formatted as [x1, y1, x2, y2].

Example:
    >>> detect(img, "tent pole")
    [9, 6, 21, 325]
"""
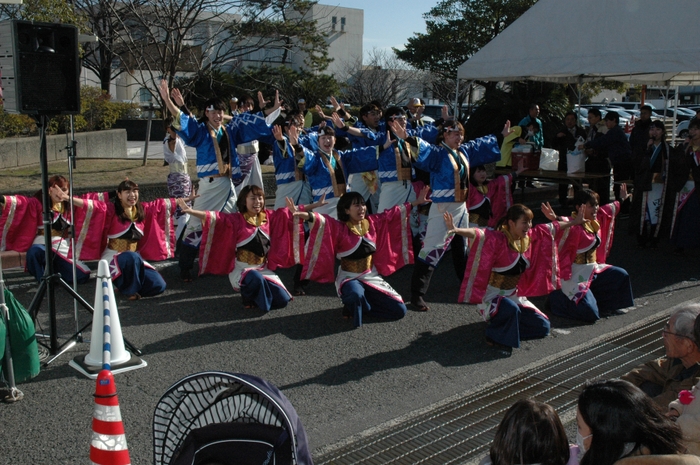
[453, 76, 460, 119]
[672, 85, 679, 145]
[576, 76, 582, 122]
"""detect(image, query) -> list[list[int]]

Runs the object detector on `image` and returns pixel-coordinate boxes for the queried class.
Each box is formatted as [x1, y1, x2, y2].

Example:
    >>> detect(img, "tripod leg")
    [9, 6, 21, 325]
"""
[27, 278, 48, 323]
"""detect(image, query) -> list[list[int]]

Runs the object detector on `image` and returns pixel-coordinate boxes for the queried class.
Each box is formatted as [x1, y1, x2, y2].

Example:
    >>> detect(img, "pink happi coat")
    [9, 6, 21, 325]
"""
[467, 173, 514, 228]
[301, 203, 413, 294]
[0, 195, 42, 253]
[459, 222, 561, 305]
[84, 198, 178, 262]
[101, 199, 177, 279]
[555, 201, 619, 303]
[0, 194, 106, 263]
[198, 208, 302, 276]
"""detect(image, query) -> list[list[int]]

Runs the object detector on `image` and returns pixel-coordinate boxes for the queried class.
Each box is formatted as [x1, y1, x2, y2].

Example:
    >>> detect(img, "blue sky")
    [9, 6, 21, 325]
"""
[322, 1, 441, 59]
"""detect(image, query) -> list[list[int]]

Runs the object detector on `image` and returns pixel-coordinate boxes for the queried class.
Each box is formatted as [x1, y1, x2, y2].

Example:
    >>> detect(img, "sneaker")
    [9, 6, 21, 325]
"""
[601, 308, 629, 317]
[485, 336, 513, 355]
[411, 296, 430, 312]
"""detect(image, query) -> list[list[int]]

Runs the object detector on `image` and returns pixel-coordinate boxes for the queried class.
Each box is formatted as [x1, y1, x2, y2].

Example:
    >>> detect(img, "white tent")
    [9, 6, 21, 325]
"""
[456, 0, 700, 85]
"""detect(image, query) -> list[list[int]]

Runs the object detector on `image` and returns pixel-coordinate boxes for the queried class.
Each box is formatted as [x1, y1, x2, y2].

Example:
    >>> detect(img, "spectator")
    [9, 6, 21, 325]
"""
[622, 304, 700, 408]
[407, 97, 428, 127]
[583, 108, 611, 202]
[577, 379, 684, 465]
[229, 97, 239, 116]
[671, 118, 700, 254]
[297, 98, 313, 128]
[479, 398, 574, 465]
[668, 312, 700, 456]
[585, 111, 633, 202]
[629, 105, 654, 158]
[518, 103, 544, 149]
[554, 111, 587, 206]
[162, 116, 192, 246]
[518, 120, 541, 147]
[630, 120, 677, 248]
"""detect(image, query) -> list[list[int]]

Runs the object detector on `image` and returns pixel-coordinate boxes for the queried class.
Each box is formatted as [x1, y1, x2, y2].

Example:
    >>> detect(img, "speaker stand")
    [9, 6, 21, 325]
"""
[27, 114, 141, 365]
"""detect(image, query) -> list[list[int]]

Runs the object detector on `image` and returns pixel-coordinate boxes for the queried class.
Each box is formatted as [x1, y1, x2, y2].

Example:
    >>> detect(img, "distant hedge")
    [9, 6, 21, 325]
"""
[0, 86, 141, 138]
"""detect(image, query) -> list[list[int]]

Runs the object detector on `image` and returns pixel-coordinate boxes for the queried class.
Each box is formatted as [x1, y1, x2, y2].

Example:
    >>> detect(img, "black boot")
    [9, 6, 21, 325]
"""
[451, 235, 468, 282]
[410, 260, 434, 312]
[292, 264, 309, 296]
[179, 245, 198, 282]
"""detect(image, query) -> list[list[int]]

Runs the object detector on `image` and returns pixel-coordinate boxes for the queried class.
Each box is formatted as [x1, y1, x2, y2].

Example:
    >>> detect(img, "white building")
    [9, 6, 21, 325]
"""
[79, 4, 363, 104]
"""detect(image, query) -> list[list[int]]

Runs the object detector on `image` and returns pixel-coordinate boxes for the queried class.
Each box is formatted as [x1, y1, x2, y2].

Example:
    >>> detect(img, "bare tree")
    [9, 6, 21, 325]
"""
[76, 0, 138, 92]
[339, 48, 426, 107]
[71, 0, 330, 105]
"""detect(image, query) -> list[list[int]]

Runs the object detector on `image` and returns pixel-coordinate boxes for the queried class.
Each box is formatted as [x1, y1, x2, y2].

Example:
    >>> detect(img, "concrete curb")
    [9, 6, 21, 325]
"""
[0, 250, 24, 270]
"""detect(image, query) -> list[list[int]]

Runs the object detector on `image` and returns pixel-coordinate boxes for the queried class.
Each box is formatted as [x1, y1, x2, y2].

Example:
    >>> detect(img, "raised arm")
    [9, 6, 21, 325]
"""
[444, 211, 477, 239]
[260, 90, 282, 116]
[159, 80, 181, 118]
[541, 202, 588, 230]
[411, 185, 432, 207]
[286, 196, 311, 221]
[176, 198, 206, 221]
[52, 185, 86, 208]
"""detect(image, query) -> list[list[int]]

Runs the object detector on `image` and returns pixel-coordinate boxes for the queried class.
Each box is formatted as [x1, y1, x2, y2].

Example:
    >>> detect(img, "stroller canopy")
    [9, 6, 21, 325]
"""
[153, 371, 313, 465]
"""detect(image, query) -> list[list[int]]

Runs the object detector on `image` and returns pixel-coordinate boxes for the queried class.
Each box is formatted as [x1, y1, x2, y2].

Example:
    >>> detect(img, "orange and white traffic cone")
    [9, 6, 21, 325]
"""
[89, 369, 131, 465]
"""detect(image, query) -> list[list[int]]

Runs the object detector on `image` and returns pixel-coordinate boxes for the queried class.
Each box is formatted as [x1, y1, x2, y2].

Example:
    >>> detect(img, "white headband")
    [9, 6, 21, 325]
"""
[206, 105, 215, 111]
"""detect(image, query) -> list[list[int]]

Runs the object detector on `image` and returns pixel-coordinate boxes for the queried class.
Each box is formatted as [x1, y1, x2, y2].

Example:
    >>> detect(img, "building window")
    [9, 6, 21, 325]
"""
[332, 16, 337, 30]
[139, 87, 151, 103]
[341, 17, 346, 32]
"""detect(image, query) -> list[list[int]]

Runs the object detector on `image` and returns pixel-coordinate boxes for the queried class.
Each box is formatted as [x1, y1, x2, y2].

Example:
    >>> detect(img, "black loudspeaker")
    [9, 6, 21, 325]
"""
[0, 20, 80, 115]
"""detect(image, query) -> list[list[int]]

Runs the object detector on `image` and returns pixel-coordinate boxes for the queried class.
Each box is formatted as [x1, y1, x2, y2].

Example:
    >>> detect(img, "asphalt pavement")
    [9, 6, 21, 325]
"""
[1, 210, 700, 464]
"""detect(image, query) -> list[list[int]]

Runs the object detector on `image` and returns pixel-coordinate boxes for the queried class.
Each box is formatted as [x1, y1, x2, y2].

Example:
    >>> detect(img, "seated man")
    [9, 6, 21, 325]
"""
[622, 304, 700, 408]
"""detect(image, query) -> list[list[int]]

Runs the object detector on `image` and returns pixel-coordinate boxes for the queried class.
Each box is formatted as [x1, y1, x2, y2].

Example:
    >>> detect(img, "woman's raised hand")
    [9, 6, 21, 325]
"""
[502, 120, 514, 138]
[441, 105, 451, 121]
[443, 211, 455, 232]
[176, 198, 193, 213]
[573, 204, 589, 225]
[388, 120, 408, 140]
[415, 185, 431, 206]
[272, 124, 284, 142]
[383, 131, 393, 150]
[171, 88, 184, 107]
[315, 105, 329, 120]
[288, 125, 300, 146]
[540, 201, 557, 222]
[158, 79, 170, 101]
[331, 112, 345, 129]
[285, 197, 299, 215]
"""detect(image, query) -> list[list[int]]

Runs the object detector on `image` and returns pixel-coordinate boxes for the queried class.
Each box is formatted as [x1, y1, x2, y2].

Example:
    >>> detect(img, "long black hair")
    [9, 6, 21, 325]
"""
[469, 165, 486, 187]
[578, 379, 683, 465]
[113, 180, 144, 223]
[573, 188, 600, 209]
[337, 192, 365, 222]
[495, 204, 533, 230]
[490, 399, 570, 465]
[198, 98, 227, 124]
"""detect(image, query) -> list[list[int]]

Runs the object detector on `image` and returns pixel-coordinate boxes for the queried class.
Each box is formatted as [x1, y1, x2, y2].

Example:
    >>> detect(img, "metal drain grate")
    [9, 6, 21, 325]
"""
[314, 316, 667, 465]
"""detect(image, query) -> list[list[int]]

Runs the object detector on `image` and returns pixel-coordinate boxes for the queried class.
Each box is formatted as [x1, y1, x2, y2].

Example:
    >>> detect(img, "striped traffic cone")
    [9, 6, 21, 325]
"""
[89, 369, 131, 465]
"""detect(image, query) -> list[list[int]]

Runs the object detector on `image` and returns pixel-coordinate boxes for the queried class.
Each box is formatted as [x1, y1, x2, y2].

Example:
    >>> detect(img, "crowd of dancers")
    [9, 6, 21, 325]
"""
[19, 83, 700, 356]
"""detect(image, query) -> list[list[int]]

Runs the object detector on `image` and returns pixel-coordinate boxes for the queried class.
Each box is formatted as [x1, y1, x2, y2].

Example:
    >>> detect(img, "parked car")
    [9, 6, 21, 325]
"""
[652, 108, 692, 121]
[421, 104, 443, 121]
[677, 119, 690, 139]
[607, 102, 655, 111]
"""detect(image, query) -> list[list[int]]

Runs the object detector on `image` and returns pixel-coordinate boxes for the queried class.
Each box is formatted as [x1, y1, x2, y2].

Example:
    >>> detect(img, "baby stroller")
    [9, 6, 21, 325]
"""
[153, 371, 313, 465]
